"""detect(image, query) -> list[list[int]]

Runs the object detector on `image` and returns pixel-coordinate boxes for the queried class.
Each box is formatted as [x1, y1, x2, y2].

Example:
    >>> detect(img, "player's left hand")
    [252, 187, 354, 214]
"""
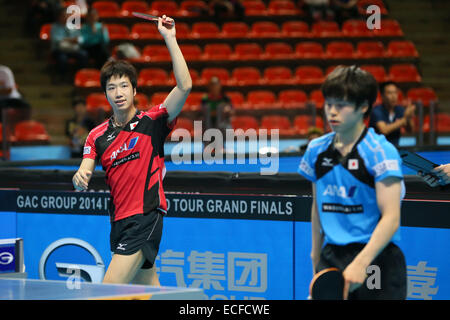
[157, 15, 175, 39]
[342, 261, 367, 300]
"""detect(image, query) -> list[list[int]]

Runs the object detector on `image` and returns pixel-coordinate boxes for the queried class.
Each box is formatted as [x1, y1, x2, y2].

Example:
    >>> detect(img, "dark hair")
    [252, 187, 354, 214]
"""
[100, 59, 137, 93]
[321, 65, 378, 117]
[379, 81, 398, 95]
[72, 96, 85, 108]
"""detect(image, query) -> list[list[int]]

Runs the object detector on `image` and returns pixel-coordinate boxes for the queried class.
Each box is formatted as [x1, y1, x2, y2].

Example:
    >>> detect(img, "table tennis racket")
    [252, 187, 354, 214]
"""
[132, 12, 175, 27]
[309, 268, 344, 300]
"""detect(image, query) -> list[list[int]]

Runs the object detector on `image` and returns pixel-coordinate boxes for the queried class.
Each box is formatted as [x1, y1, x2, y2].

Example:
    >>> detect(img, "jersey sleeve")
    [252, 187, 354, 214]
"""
[369, 141, 404, 183]
[83, 129, 97, 160]
[297, 143, 317, 182]
[147, 104, 177, 142]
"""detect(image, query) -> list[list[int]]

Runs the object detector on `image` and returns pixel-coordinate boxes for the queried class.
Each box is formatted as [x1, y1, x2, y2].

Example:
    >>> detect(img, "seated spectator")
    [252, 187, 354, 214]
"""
[209, 0, 244, 20]
[299, 126, 324, 153]
[65, 97, 96, 158]
[330, 0, 359, 25]
[0, 65, 31, 123]
[304, 0, 335, 23]
[50, 8, 88, 82]
[25, 0, 63, 37]
[80, 8, 110, 69]
[201, 77, 234, 134]
[369, 81, 415, 147]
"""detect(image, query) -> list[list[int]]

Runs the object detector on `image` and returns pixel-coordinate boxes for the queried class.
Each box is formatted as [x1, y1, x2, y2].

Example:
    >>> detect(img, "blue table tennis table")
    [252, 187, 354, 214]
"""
[0, 277, 204, 300]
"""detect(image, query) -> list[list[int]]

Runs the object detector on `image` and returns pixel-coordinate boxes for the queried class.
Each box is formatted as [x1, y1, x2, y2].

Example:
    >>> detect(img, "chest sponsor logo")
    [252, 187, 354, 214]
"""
[110, 137, 139, 160]
[323, 185, 357, 198]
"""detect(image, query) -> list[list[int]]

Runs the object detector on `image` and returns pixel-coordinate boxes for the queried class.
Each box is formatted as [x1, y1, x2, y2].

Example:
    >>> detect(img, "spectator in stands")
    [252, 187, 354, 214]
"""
[300, 126, 324, 153]
[330, 0, 359, 25]
[208, 0, 245, 20]
[65, 97, 95, 158]
[418, 164, 450, 187]
[50, 8, 88, 82]
[369, 81, 415, 147]
[304, 0, 335, 23]
[80, 8, 110, 69]
[201, 77, 234, 134]
[0, 65, 31, 122]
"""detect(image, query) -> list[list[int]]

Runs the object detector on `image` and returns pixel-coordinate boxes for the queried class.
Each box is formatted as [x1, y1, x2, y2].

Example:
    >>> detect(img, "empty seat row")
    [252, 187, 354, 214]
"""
[75, 64, 423, 90]
[0, 121, 50, 144]
[114, 41, 418, 63]
[40, 19, 404, 42]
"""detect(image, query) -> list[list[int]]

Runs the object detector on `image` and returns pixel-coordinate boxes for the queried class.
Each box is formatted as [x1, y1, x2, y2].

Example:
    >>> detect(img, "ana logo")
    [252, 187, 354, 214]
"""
[323, 185, 358, 198]
[110, 137, 139, 160]
[39, 238, 105, 283]
[0, 252, 14, 265]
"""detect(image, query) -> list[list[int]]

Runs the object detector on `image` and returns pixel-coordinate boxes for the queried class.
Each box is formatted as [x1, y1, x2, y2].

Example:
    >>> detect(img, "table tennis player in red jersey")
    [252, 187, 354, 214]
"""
[72, 15, 192, 285]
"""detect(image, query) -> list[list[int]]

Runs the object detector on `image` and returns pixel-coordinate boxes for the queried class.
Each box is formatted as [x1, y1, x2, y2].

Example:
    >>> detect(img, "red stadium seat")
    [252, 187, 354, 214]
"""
[250, 21, 280, 38]
[150, 1, 179, 16]
[278, 89, 308, 109]
[325, 41, 355, 59]
[263, 66, 295, 85]
[281, 21, 310, 38]
[121, 1, 149, 17]
[203, 44, 233, 60]
[169, 69, 199, 86]
[134, 93, 149, 111]
[268, 0, 301, 15]
[309, 89, 325, 109]
[170, 117, 195, 138]
[150, 92, 169, 106]
[200, 68, 230, 85]
[40, 23, 52, 40]
[233, 43, 263, 60]
[356, 41, 385, 59]
[105, 24, 130, 40]
[311, 21, 341, 38]
[0, 123, 16, 143]
[264, 42, 294, 59]
[373, 19, 403, 37]
[231, 116, 259, 131]
[178, 0, 208, 17]
[92, 1, 120, 17]
[142, 45, 171, 62]
[389, 64, 422, 83]
[360, 65, 387, 82]
[358, 0, 388, 15]
[260, 115, 296, 137]
[293, 115, 313, 135]
[130, 23, 161, 40]
[226, 91, 246, 109]
[242, 1, 267, 16]
[74, 69, 101, 88]
[138, 68, 169, 87]
[247, 90, 278, 109]
[342, 19, 373, 37]
[295, 66, 324, 85]
[191, 22, 220, 39]
[436, 113, 450, 132]
[14, 120, 50, 143]
[86, 93, 111, 113]
[179, 44, 203, 61]
[183, 92, 204, 111]
[221, 22, 249, 39]
[231, 67, 262, 85]
[295, 42, 325, 59]
[407, 87, 438, 107]
[387, 40, 419, 58]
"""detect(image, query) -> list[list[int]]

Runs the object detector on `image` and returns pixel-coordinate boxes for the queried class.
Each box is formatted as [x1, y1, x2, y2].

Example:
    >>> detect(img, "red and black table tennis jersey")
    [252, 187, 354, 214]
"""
[83, 104, 176, 222]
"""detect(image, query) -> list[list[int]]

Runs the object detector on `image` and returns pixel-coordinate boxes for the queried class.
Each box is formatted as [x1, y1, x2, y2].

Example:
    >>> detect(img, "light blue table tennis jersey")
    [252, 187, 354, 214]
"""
[298, 127, 405, 246]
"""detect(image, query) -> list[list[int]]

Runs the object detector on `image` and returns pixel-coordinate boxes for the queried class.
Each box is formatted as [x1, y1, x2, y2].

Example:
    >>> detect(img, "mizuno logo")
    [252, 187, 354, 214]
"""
[321, 157, 333, 167]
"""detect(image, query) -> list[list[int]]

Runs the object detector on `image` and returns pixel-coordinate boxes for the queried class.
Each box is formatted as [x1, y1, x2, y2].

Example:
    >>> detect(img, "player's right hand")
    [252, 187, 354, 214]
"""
[72, 169, 92, 191]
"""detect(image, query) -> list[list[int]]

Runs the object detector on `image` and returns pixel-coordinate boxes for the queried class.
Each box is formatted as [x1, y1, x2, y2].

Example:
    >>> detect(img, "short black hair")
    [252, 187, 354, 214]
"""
[100, 59, 137, 93]
[321, 65, 378, 117]
[379, 81, 398, 95]
[72, 96, 85, 108]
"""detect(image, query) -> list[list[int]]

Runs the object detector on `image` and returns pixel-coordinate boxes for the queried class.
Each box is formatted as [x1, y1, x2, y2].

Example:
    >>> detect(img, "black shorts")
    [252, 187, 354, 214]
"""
[110, 210, 163, 269]
[316, 242, 407, 300]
